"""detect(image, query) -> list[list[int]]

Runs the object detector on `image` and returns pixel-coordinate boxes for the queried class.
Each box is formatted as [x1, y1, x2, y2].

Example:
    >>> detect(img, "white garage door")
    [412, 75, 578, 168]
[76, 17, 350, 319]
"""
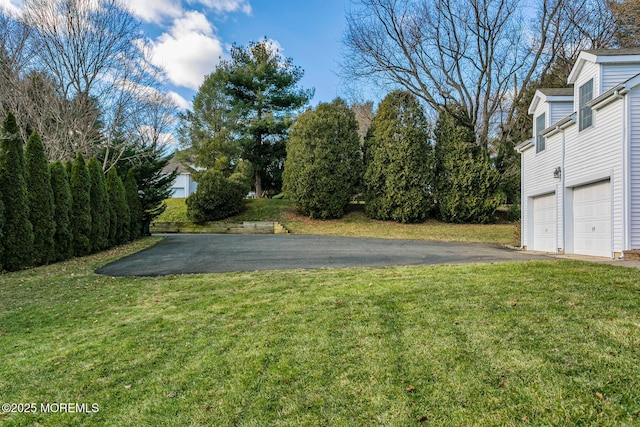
[533, 193, 556, 253]
[573, 180, 611, 257]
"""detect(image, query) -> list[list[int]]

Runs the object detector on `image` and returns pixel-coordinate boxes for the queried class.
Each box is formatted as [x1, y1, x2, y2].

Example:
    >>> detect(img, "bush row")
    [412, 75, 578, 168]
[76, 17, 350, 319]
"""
[0, 113, 143, 272]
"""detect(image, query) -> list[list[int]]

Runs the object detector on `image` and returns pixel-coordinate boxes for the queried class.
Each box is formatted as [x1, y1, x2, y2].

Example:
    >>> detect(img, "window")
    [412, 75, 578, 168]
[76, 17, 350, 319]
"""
[579, 79, 593, 131]
[536, 113, 546, 153]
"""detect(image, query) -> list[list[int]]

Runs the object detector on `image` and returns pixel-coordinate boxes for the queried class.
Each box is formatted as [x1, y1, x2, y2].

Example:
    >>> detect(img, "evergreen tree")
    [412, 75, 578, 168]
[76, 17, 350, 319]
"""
[434, 106, 502, 224]
[49, 161, 73, 261]
[25, 131, 55, 265]
[125, 168, 142, 240]
[0, 112, 34, 270]
[364, 91, 434, 223]
[283, 99, 362, 219]
[65, 160, 73, 183]
[106, 168, 130, 245]
[0, 198, 4, 271]
[87, 158, 110, 252]
[70, 152, 92, 256]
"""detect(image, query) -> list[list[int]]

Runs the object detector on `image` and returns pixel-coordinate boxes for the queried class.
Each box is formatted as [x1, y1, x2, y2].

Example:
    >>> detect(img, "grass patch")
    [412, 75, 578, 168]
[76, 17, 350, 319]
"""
[153, 199, 519, 246]
[283, 207, 518, 246]
[0, 241, 639, 425]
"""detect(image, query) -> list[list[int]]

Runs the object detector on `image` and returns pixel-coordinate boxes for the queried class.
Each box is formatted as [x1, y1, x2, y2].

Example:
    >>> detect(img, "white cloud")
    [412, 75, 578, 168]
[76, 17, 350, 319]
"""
[192, 0, 251, 15]
[126, 0, 182, 24]
[167, 91, 191, 110]
[147, 11, 224, 89]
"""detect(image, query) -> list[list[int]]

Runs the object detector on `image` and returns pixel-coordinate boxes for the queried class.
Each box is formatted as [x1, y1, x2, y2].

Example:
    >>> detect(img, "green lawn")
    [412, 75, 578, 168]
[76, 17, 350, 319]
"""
[1, 239, 639, 425]
[154, 198, 519, 246]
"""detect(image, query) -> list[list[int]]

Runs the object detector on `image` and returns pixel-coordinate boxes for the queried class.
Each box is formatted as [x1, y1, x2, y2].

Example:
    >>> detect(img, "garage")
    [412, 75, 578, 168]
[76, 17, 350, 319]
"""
[532, 193, 557, 253]
[573, 180, 611, 257]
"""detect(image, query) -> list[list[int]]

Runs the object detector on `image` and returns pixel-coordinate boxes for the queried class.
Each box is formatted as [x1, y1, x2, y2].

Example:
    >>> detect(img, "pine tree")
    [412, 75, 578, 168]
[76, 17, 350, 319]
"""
[70, 152, 92, 256]
[364, 91, 434, 223]
[0, 198, 4, 271]
[25, 131, 56, 265]
[106, 168, 129, 245]
[125, 169, 142, 241]
[434, 106, 502, 224]
[87, 158, 110, 251]
[49, 161, 73, 261]
[65, 160, 73, 183]
[0, 112, 34, 270]
[283, 99, 363, 219]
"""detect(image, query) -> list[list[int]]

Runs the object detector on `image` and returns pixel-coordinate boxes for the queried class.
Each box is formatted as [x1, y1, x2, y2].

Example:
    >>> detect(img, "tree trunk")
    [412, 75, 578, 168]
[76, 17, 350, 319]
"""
[255, 171, 263, 199]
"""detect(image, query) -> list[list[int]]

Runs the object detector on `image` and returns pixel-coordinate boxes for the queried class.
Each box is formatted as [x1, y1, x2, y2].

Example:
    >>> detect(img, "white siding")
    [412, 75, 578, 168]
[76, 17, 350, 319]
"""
[564, 99, 624, 255]
[574, 61, 601, 102]
[630, 88, 640, 249]
[550, 102, 574, 124]
[522, 127, 563, 251]
[602, 64, 640, 91]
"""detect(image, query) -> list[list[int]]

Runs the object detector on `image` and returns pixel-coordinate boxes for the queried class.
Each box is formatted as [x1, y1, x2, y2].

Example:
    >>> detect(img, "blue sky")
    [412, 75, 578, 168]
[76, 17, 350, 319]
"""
[0, 0, 357, 110]
[133, 0, 353, 110]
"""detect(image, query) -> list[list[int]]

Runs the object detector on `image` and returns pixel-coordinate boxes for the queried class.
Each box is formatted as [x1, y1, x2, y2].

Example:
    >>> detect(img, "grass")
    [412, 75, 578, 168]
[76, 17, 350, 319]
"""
[154, 198, 519, 246]
[1, 239, 639, 425]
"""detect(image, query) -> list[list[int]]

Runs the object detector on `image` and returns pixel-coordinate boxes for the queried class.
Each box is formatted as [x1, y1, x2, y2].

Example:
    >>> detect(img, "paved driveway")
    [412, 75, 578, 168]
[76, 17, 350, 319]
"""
[96, 234, 552, 276]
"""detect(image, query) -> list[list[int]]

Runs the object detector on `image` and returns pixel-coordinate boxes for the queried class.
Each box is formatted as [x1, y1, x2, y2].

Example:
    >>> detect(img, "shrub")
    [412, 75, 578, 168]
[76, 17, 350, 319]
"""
[125, 169, 142, 240]
[49, 161, 73, 261]
[106, 168, 130, 245]
[70, 152, 92, 256]
[434, 106, 502, 224]
[88, 157, 110, 252]
[0, 112, 34, 270]
[186, 169, 247, 223]
[282, 99, 362, 219]
[25, 131, 56, 265]
[364, 91, 434, 223]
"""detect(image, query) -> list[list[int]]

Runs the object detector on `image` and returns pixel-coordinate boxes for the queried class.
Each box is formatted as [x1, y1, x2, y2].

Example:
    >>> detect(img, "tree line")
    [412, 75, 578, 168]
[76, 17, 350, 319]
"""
[0, 112, 173, 272]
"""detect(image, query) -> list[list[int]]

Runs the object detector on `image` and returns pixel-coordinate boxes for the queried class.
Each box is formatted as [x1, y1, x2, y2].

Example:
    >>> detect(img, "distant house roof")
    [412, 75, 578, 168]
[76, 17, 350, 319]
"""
[162, 157, 190, 174]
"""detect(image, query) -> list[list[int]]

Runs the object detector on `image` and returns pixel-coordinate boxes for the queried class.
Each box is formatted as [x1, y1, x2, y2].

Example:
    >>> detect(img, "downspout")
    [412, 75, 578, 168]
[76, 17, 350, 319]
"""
[561, 128, 566, 254]
[623, 89, 630, 257]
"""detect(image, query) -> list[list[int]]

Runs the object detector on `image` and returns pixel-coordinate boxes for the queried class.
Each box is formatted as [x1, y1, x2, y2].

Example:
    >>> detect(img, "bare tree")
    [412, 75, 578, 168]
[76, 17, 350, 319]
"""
[343, 0, 573, 147]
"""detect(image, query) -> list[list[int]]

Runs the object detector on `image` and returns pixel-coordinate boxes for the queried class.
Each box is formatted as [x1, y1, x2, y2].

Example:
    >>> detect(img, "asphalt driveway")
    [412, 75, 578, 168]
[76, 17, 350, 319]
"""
[96, 234, 552, 276]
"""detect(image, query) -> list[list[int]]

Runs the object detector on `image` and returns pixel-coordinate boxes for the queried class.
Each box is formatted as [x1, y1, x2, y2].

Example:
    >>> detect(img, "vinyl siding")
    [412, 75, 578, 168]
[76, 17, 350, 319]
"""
[574, 61, 600, 101]
[630, 88, 640, 248]
[522, 127, 563, 251]
[564, 98, 624, 254]
[601, 64, 640, 91]
[550, 102, 573, 124]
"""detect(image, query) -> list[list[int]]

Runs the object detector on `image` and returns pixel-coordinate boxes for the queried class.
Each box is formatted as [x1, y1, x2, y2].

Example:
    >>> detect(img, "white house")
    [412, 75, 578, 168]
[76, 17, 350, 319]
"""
[518, 48, 640, 258]
[163, 158, 197, 198]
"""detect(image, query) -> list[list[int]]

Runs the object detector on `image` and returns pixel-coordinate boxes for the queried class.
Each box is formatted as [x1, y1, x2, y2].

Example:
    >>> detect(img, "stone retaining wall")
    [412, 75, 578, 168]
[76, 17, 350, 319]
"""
[150, 221, 289, 234]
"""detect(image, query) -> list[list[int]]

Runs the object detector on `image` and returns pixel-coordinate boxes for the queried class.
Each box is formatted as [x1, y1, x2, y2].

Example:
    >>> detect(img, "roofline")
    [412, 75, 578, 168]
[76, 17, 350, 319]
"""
[515, 138, 534, 153]
[568, 50, 640, 83]
[540, 113, 576, 137]
[528, 90, 573, 115]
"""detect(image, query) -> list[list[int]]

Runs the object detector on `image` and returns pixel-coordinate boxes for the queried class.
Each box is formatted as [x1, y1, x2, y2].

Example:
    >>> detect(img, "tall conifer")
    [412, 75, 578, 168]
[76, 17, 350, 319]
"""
[125, 169, 142, 241]
[88, 158, 110, 251]
[0, 112, 34, 270]
[70, 152, 92, 256]
[106, 168, 129, 245]
[25, 131, 56, 265]
[50, 161, 73, 261]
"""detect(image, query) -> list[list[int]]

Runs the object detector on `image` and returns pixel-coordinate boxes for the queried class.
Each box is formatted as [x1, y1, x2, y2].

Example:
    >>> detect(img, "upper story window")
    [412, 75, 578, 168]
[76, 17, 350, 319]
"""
[579, 79, 593, 131]
[536, 113, 546, 153]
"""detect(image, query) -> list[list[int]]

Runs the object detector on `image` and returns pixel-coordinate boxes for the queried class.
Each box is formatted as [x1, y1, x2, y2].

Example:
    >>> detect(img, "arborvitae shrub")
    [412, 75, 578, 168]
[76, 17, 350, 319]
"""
[0, 112, 34, 270]
[125, 169, 142, 240]
[364, 91, 434, 223]
[87, 158, 110, 252]
[49, 161, 73, 261]
[106, 168, 130, 245]
[282, 99, 362, 219]
[70, 152, 92, 256]
[25, 131, 56, 265]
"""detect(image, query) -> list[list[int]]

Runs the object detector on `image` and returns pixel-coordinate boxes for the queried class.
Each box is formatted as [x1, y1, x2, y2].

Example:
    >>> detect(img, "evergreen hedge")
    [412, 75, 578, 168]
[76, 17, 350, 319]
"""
[25, 131, 56, 265]
[283, 99, 362, 219]
[88, 157, 110, 252]
[70, 152, 92, 256]
[125, 169, 142, 240]
[0, 112, 34, 270]
[49, 161, 73, 261]
[106, 168, 130, 245]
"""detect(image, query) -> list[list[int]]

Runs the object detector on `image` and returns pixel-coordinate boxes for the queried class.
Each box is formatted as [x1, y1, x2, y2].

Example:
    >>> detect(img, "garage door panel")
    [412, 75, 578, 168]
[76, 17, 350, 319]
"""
[573, 180, 611, 257]
[533, 193, 556, 253]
